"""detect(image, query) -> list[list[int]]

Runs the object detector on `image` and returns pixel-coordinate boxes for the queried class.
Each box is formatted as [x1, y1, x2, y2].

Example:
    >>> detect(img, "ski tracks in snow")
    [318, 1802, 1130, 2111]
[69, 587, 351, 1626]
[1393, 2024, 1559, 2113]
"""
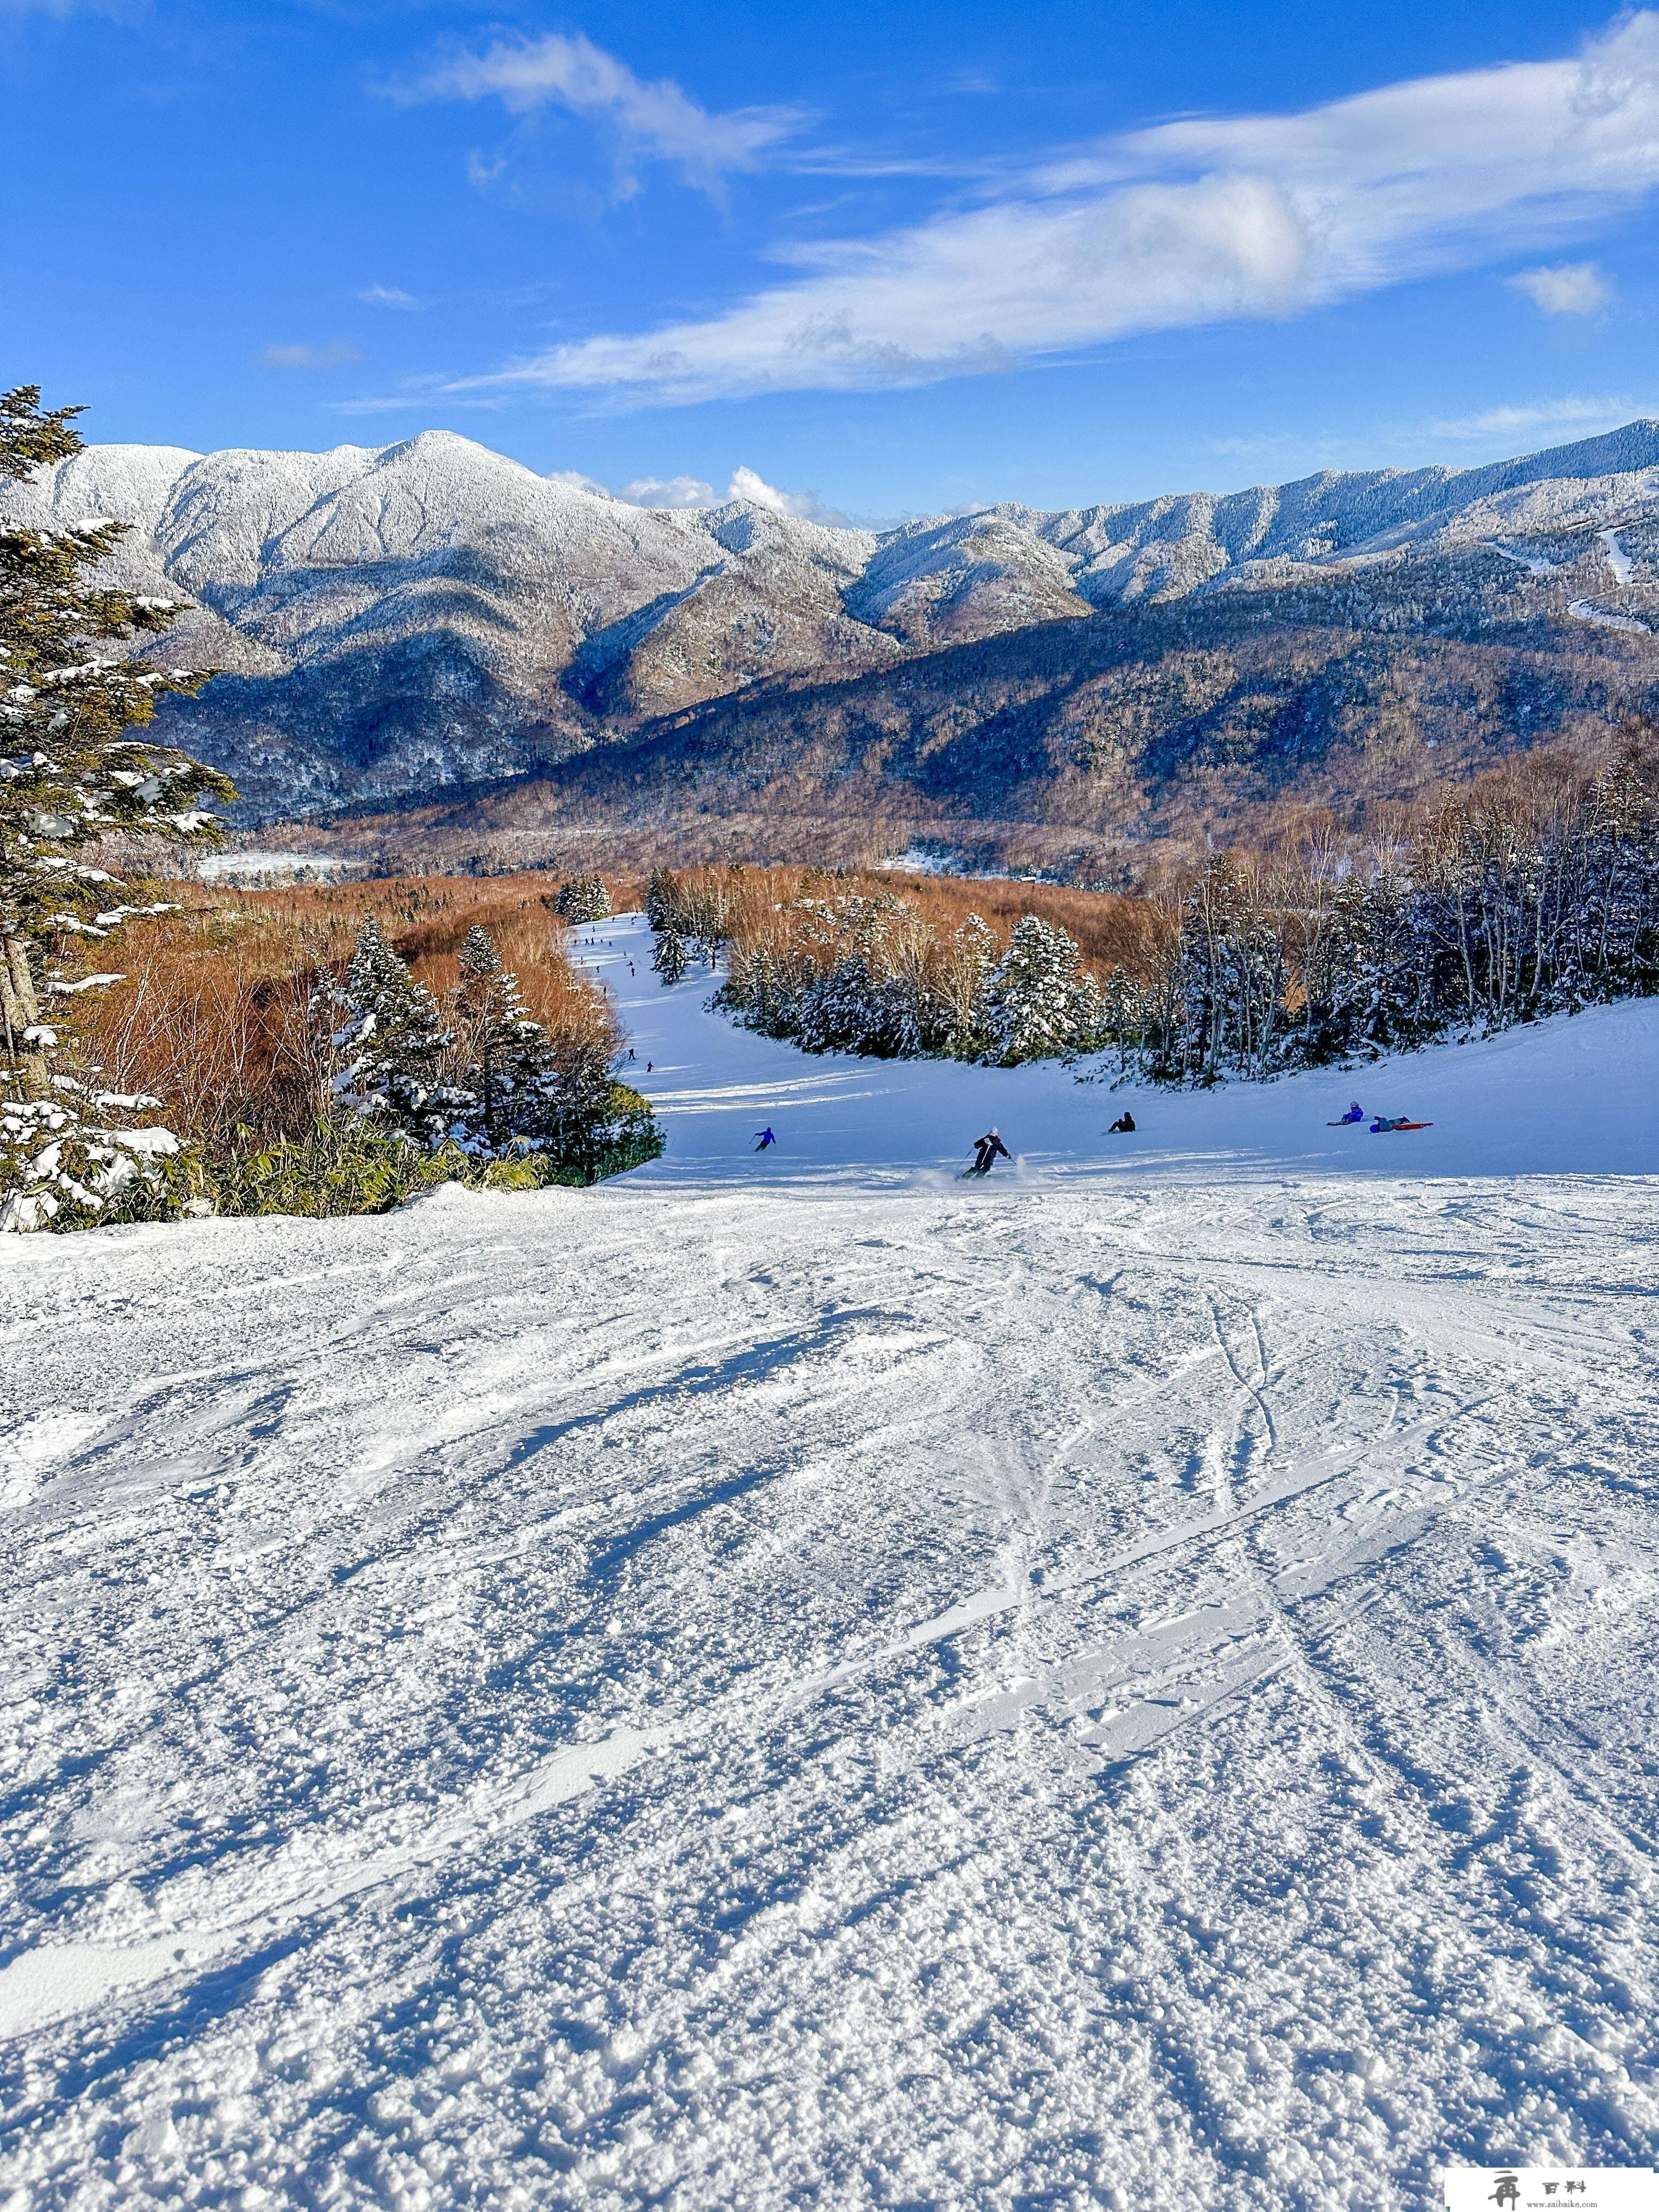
[3, 1175, 1659, 2207]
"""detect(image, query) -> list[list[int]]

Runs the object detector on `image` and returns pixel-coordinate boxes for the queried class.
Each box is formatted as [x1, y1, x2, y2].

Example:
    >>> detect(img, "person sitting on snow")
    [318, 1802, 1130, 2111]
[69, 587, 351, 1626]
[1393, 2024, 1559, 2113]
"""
[1339, 1101, 1364, 1124]
[1109, 1111, 1136, 1133]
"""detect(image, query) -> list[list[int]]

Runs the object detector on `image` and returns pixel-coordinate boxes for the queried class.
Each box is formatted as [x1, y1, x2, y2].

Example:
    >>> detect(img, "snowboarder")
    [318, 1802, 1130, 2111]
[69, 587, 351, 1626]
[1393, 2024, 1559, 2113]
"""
[1330, 1101, 1365, 1125]
[1109, 1111, 1136, 1133]
[754, 1127, 777, 1152]
[968, 1128, 1011, 1176]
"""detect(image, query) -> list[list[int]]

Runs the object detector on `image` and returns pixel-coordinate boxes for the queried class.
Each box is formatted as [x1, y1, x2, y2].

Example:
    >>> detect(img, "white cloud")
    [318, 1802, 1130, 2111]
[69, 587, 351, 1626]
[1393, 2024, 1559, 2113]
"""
[725, 464, 831, 518]
[454, 10, 1659, 404]
[616, 473, 719, 507]
[358, 285, 420, 310]
[1508, 261, 1613, 314]
[551, 465, 846, 521]
[1429, 394, 1646, 439]
[466, 151, 506, 189]
[546, 467, 616, 496]
[398, 31, 801, 195]
[259, 342, 366, 370]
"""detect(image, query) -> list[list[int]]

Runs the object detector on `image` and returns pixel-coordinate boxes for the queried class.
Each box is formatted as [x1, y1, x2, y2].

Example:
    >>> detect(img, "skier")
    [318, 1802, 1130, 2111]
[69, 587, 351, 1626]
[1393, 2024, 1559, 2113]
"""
[1109, 1111, 1136, 1133]
[968, 1128, 1011, 1176]
[754, 1127, 777, 1152]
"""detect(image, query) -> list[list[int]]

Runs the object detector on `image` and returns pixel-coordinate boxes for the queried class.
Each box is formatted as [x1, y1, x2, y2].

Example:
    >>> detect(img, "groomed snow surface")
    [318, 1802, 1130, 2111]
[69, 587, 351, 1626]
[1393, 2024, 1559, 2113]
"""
[3, 915, 1657, 2210]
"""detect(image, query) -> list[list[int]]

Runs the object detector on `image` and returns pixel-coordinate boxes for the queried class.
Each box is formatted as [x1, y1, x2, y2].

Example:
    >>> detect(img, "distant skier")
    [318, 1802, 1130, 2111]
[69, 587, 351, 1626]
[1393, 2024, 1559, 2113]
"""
[968, 1128, 1010, 1176]
[754, 1127, 777, 1152]
[1109, 1111, 1136, 1133]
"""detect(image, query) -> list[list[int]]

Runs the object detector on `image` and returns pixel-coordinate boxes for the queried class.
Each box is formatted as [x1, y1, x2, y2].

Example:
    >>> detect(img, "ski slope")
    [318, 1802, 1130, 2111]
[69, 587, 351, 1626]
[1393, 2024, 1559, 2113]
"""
[585, 913, 1656, 1183]
[3, 919, 1658, 2209]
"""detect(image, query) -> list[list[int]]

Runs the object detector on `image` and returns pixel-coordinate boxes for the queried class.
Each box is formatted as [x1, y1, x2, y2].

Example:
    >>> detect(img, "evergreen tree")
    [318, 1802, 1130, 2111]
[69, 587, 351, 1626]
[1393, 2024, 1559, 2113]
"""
[325, 918, 455, 1142]
[554, 873, 612, 923]
[1, 386, 231, 1094]
[937, 912, 997, 1056]
[985, 916, 1093, 1063]
[2, 385, 232, 1230]
[447, 925, 563, 1155]
[646, 867, 681, 932]
[652, 921, 690, 986]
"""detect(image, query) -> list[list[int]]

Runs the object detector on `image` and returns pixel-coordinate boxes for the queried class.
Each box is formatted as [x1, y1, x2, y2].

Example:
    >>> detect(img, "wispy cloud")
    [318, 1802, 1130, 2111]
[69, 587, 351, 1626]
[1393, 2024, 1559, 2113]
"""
[394, 30, 802, 197]
[1429, 394, 1649, 441]
[1508, 261, 1613, 314]
[454, 10, 1659, 405]
[358, 285, 420, 310]
[259, 342, 366, 370]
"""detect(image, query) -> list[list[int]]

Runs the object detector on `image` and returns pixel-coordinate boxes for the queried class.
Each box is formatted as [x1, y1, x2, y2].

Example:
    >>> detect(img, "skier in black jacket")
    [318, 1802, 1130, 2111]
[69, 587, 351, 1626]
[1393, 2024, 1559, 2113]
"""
[969, 1128, 1011, 1176]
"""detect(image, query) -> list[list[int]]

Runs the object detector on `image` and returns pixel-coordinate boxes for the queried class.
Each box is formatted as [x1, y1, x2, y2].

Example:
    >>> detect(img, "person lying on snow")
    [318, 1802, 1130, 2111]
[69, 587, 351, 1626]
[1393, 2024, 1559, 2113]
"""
[969, 1129, 1011, 1175]
[1109, 1111, 1136, 1133]
[1370, 1114, 1432, 1132]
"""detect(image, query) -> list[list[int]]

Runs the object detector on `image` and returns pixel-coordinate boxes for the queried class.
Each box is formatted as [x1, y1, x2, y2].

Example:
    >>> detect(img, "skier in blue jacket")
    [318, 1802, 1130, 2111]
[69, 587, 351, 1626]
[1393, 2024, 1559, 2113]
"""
[754, 1127, 777, 1152]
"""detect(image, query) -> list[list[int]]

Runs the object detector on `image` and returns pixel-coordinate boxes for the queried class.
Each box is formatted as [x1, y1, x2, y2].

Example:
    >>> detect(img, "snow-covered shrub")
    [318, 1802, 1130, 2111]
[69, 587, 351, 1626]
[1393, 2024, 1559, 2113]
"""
[554, 873, 612, 923]
[0, 1082, 210, 1232]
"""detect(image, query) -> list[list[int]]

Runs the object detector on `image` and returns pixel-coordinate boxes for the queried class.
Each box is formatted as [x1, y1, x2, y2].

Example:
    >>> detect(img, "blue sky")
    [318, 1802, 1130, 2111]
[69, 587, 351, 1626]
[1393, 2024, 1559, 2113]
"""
[5, 1, 1659, 520]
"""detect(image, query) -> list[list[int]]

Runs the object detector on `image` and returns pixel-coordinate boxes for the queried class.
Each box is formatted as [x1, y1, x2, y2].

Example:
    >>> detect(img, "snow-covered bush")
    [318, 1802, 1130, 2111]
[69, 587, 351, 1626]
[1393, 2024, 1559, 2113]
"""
[554, 873, 612, 923]
[0, 1082, 210, 1232]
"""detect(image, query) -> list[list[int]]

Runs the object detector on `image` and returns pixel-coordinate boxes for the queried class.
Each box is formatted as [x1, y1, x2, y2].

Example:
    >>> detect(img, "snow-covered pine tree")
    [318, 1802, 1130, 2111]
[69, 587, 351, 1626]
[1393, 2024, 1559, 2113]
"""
[985, 915, 1093, 1063]
[447, 924, 562, 1155]
[2, 385, 233, 1229]
[1, 386, 230, 1088]
[934, 912, 997, 1056]
[554, 873, 611, 924]
[324, 918, 455, 1143]
[652, 922, 690, 986]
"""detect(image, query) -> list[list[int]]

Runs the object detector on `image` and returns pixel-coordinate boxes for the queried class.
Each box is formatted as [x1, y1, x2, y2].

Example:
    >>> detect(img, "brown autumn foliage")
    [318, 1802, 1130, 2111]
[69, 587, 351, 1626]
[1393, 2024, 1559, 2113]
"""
[73, 871, 633, 1152]
[659, 861, 1167, 983]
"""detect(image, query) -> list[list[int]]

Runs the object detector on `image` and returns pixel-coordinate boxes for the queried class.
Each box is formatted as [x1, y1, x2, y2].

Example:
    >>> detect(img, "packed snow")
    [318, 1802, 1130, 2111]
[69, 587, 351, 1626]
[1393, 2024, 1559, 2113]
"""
[1600, 529, 1635, 587]
[1567, 600, 1650, 635]
[3, 914, 1658, 2209]
[195, 851, 357, 883]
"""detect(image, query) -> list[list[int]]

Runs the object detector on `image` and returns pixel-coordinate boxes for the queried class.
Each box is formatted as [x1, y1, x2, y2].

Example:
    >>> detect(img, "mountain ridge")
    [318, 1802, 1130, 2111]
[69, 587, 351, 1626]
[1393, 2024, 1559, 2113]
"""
[6, 420, 1658, 857]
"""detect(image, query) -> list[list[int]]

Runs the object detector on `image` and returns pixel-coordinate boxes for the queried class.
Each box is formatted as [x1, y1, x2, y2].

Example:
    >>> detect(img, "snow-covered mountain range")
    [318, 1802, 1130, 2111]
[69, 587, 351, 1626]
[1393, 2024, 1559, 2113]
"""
[8, 420, 1659, 822]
